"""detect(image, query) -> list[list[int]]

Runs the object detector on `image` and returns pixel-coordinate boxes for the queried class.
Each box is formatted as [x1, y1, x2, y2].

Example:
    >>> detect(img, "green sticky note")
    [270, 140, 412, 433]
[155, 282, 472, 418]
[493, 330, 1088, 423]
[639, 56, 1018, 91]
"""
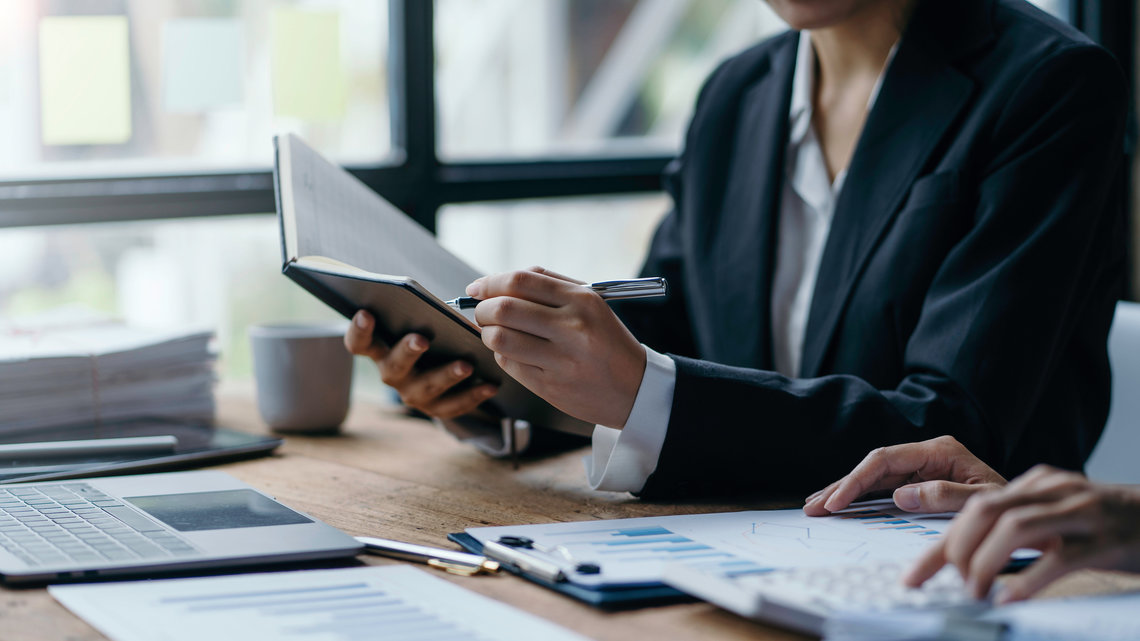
[39, 16, 132, 145]
[271, 9, 345, 121]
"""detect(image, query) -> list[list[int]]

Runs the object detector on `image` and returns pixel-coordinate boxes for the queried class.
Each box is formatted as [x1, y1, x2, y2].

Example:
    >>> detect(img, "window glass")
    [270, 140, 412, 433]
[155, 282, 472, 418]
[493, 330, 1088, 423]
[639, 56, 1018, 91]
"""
[1027, 0, 1071, 20]
[435, 0, 786, 159]
[0, 215, 385, 397]
[437, 194, 670, 284]
[0, 1, 389, 180]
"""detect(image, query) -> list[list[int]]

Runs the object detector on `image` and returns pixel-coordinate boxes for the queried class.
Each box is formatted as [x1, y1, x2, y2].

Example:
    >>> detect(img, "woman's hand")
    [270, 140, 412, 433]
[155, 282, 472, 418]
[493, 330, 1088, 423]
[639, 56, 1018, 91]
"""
[344, 310, 498, 419]
[804, 436, 1007, 515]
[905, 465, 1140, 603]
[467, 267, 646, 428]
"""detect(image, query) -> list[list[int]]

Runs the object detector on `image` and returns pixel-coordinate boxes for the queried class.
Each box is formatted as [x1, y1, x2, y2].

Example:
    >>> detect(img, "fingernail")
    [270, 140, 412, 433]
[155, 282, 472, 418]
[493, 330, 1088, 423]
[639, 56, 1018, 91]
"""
[480, 386, 497, 399]
[454, 362, 472, 377]
[466, 280, 483, 297]
[409, 335, 427, 351]
[354, 311, 368, 328]
[895, 487, 921, 511]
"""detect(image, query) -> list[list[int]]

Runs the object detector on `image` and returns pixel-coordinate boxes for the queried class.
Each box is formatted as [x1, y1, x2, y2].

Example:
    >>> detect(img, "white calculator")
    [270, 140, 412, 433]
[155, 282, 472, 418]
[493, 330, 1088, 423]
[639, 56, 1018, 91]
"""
[662, 561, 990, 637]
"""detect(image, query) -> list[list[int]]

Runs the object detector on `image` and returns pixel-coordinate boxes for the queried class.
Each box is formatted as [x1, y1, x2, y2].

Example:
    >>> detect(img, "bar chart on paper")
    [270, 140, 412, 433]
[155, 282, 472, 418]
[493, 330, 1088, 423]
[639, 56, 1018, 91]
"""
[51, 566, 589, 641]
[465, 503, 955, 587]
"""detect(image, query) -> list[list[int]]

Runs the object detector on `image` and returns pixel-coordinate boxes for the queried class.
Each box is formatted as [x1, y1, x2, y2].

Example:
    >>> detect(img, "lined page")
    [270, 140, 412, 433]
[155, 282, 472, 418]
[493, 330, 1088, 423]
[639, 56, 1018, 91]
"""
[281, 133, 481, 298]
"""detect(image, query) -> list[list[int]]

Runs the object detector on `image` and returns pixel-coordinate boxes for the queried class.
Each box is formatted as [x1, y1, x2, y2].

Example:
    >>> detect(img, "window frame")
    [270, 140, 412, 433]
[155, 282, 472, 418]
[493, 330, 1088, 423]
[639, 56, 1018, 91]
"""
[0, 0, 1132, 250]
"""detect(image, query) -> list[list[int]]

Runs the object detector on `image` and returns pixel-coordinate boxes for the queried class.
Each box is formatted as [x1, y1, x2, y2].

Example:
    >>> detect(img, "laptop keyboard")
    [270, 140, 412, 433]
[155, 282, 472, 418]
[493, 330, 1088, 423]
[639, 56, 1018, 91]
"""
[0, 483, 197, 567]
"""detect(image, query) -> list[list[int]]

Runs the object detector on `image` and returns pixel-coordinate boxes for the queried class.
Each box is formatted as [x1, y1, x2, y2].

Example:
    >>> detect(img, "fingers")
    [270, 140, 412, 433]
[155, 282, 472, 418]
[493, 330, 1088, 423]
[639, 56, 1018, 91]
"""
[525, 266, 585, 285]
[345, 311, 388, 360]
[474, 296, 563, 340]
[481, 326, 553, 369]
[467, 270, 584, 308]
[964, 494, 1095, 598]
[375, 333, 431, 386]
[345, 311, 500, 420]
[803, 481, 840, 516]
[893, 480, 1000, 513]
[996, 550, 1073, 604]
[494, 353, 545, 394]
[819, 443, 932, 513]
[904, 540, 949, 588]
[940, 470, 1092, 597]
[418, 383, 499, 420]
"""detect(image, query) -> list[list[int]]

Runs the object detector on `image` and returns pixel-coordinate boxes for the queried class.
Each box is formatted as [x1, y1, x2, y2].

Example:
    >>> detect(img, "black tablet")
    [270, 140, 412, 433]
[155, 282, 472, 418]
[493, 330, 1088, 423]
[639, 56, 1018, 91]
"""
[0, 419, 281, 484]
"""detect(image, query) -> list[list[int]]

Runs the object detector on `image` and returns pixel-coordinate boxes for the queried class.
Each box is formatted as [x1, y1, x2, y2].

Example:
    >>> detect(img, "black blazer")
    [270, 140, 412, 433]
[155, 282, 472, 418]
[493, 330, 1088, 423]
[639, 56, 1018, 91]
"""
[613, 0, 1129, 498]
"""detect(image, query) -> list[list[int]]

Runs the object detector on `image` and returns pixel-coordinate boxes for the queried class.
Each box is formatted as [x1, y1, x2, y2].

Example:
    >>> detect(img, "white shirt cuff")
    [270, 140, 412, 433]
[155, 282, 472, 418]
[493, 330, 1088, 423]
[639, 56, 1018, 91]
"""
[584, 345, 676, 493]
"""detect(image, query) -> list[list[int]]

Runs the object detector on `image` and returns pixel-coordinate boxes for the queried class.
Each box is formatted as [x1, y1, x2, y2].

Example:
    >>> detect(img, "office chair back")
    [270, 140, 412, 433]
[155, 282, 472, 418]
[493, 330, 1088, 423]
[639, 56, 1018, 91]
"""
[1085, 300, 1140, 483]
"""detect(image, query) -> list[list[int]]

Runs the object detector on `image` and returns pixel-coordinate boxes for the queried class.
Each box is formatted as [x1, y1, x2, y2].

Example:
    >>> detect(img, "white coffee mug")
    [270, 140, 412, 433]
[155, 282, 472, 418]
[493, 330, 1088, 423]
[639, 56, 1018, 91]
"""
[249, 323, 353, 434]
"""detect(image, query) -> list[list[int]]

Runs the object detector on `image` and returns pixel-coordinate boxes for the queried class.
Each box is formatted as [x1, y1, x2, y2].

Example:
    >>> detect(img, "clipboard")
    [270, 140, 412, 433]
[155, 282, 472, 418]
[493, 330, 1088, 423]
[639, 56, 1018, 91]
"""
[447, 532, 691, 608]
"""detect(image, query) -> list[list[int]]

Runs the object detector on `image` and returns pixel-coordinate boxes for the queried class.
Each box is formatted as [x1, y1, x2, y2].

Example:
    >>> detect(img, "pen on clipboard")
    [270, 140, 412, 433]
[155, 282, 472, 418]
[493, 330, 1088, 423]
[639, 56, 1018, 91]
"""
[482, 539, 567, 583]
[445, 277, 668, 311]
[356, 536, 501, 576]
[480, 535, 601, 583]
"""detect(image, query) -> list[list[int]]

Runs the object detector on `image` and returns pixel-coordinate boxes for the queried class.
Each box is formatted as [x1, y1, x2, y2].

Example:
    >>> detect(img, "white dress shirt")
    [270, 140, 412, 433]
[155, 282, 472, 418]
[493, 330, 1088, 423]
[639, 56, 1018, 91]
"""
[585, 32, 896, 493]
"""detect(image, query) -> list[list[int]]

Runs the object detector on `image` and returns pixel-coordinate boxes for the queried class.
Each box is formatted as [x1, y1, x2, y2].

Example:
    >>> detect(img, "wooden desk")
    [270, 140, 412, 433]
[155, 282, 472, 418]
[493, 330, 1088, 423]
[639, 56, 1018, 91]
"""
[6, 392, 1140, 641]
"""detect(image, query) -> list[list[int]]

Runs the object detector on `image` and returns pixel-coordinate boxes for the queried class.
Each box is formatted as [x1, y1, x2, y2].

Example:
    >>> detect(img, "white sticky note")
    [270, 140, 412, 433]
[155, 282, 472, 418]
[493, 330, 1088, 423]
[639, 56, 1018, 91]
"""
[39, 16, 132, 145]
[271, 9, 345, 121]
[162, 19, 244, 113]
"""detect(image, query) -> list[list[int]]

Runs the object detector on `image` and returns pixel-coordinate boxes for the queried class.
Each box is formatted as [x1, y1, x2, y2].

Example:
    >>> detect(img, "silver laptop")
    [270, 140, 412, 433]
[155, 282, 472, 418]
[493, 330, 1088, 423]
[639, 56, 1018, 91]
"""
[0, 470, 362, 583]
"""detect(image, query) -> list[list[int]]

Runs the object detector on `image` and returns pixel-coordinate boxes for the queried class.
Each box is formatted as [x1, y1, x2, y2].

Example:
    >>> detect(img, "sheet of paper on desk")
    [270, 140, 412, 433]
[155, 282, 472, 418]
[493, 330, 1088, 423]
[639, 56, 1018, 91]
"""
[824, 592, 1140, 641]
[51, 565, 588, 641]
[467, 501, 959, 587]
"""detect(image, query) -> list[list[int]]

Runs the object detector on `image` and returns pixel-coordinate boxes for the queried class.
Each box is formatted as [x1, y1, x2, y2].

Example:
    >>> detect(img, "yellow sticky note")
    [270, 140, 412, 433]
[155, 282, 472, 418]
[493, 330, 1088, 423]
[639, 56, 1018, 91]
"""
[271, 10, 346, 121]
[39, 16, 132, 145]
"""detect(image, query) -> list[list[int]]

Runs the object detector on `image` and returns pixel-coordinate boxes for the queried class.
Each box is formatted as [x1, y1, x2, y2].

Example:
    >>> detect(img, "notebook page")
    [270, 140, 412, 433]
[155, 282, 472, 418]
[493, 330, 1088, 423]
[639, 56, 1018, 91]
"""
[281, 133, 481, 298]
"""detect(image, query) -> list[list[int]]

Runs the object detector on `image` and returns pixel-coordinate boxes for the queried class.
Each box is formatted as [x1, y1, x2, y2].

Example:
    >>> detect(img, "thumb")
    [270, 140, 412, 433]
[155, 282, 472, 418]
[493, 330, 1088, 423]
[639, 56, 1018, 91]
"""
[893, 480, 996, 513]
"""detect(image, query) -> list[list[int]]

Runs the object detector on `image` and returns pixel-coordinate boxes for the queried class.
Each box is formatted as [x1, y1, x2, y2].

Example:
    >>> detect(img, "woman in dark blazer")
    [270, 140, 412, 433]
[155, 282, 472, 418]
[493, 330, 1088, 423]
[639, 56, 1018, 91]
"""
[348, 0, 1130, 498]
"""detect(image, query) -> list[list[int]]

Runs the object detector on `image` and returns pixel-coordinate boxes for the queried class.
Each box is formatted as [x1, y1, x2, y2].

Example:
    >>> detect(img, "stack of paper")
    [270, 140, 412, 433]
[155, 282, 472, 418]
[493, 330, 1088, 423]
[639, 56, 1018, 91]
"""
[0, 321, 216, 434]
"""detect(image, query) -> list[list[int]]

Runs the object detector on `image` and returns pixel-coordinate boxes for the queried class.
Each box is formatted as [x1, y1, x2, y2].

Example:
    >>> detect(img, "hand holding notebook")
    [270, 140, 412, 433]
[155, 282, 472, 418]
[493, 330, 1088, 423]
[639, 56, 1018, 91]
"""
[273, 134, 596, 448]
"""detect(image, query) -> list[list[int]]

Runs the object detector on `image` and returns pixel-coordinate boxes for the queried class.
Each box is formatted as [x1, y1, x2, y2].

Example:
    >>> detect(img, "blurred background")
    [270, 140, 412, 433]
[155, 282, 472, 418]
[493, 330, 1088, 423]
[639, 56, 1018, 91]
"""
[0, 0, 1125, 399]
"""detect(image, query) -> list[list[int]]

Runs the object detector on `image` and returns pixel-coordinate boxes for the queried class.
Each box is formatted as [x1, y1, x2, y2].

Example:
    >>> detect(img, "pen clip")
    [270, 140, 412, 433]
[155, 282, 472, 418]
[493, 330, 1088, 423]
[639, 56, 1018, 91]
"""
[426, 558, 500, 577]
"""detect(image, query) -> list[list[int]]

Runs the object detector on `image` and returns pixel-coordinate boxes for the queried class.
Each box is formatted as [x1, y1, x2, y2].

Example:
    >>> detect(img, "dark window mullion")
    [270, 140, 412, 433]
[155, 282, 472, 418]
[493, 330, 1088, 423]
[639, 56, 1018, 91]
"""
[373, 0, 438, 231]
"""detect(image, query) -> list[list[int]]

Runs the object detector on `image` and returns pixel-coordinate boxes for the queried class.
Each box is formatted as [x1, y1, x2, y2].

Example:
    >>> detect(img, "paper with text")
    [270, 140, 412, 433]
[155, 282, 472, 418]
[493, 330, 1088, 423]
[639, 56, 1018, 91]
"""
[51, 565, 589, 641]
[468, 501, 959, 588]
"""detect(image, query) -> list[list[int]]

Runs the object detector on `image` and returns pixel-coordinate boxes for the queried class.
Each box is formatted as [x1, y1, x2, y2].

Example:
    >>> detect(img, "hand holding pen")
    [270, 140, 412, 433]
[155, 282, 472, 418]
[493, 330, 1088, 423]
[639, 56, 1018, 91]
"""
[466, 267, 660, 429]
[345, 267, 667, 432]
[446, 277, 668, 311]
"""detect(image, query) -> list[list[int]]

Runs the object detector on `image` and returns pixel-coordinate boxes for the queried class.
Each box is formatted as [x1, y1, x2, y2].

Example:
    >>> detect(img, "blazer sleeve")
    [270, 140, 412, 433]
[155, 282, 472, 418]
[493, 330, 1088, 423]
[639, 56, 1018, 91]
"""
[638, 44, 1130, 499]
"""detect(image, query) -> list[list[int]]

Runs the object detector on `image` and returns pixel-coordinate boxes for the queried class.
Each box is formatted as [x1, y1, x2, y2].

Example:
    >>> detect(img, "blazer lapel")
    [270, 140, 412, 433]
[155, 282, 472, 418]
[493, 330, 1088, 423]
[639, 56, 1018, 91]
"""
[799, 12, 982, 378]
[707, 37, 797, 368]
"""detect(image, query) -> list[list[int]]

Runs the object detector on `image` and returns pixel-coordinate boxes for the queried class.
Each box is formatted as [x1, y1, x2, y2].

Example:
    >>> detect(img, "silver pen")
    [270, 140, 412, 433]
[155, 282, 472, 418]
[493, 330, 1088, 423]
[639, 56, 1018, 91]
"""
[0, 436, 178, 459]
[445, 276, 668, 311]
[355, 536, 500, 575]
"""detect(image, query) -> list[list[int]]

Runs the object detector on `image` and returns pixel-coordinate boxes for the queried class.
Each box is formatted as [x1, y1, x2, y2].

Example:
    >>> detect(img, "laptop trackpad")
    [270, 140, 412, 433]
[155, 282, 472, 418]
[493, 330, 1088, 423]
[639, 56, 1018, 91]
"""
[124, 490, 312, 532]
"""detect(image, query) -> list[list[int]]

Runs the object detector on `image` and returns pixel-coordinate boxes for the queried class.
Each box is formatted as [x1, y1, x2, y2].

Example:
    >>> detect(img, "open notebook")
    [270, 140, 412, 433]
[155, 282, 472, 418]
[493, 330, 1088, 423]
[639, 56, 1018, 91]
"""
[272, 134, 593, 448]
